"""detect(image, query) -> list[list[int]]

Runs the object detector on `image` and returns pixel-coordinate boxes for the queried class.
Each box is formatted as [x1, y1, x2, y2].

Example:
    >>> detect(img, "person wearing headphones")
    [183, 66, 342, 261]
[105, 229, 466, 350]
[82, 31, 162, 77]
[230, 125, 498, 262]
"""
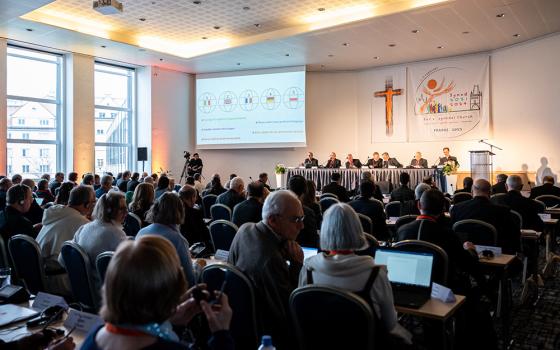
[36, 186, 96, 296]
[0, 184, 37, 244]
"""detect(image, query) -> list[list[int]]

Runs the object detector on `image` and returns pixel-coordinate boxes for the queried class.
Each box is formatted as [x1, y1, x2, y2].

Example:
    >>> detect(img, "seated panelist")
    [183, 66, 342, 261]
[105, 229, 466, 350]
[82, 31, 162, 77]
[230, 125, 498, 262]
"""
[410, 152, 428, 168]
[437, 147, 459, 166]
[345, 154, 362, 169]
[381, 152, 402, 168]
[303, 151, 319, 167]
[366, 152, 383, 169]
[325, 152, 342, 168]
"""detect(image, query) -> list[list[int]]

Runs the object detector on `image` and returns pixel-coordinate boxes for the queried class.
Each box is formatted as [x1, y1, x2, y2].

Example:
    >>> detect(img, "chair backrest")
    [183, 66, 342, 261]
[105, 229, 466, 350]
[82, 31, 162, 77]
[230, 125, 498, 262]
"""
[392, 239, 449, 286]
[533, 199, 546, 213]
[356, 213, 373, 234]
[95, 251, 114, 285]
[356, 232, 379, 258]
[290, 285, 375, 350]
[320, 192, 338, 200]
[535, 195, 560, 208]
[209, 220, 238, 251]
[210, 203, 232, 221]
[123, 212, 142, 237]
[510, 210, 523, 230]
[384, 201, 401, 218]
[319, 197, 339, 214]
[8, 235, 46, 294]
[60, 241, 98, 312]
[395, 215, 418, 230]
[452, 219, 498, 246]
[200, 263, 259, 349]
[452, 192, 473, 204]
[376, 181, 392, 195]
[0, 238, 9, 269]
[202, 194, 218, 218]
[491, 193, 507, 199]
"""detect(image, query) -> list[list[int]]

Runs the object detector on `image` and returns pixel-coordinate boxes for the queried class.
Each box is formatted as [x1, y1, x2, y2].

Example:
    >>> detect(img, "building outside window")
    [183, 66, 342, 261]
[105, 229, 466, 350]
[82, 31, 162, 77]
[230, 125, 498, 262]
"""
[7, 46, 61, 178]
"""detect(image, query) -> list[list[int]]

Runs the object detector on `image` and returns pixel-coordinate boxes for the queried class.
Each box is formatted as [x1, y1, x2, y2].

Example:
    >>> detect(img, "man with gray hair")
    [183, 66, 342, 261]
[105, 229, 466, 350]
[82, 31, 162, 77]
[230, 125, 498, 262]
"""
[228, 190, 304, 349]
[529, 175, 560, 199]
[491, 174, 508, 195]
[95, 175, 114, 199]
[216, 176, 245, 211]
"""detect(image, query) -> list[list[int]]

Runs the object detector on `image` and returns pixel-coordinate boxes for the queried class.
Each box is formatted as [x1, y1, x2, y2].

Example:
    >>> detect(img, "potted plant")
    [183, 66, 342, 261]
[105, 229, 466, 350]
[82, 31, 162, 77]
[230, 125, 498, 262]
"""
[442, 160, 459, 194]
[275, 164, 286, 189]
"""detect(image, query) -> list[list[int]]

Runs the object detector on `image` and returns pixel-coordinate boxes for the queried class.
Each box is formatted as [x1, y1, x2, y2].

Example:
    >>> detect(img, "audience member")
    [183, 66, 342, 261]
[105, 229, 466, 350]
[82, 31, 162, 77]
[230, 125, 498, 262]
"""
[94, 173, 101, 190]
[454, 177, 473, 194]
[0, 178, 12, 210]
[96, 175, 114, 199]
[68, 172, 79, 186]
[530, 175, 560, 199]
[49, 172, 64, 195]
[321, 172, 350, 202]
[150, 173, 158, 184]
[0, 184, 36, 243]
[349, 180, 388, 239]
[232, 181, 265, 227]
[193, 173, 205, 196]
[224, 174, 237, 189]
[143, 175, 154, 185]
[216, 177, 245, 211]
[155, 175, 170, 199]
[299, 203, 412, 345]
[491, 174, 508, 195]
[21, 179, 44, 225]
[36, 179, 55, 204]
[390, 172, 415, 202]
[82, 173, 94, 186]
[127, 172, 140, 192]
[81, 235, 233, 350]
[258, 172, 271, 191]
[36, 186, 95, 296]
[288, 175, 319, 248]
[41, 173, 51, 182]
[399, 183, 431, 216]
[117, 170, 131, 192]
[55, 182, 75, 205]
[203, 174, 227, 196]
[179, 185, 211, 246]
[138, 192, 196, 286]
[302, 179, 322, 225]
[129, 182, 155, 227]
[11, 173, 22, 185]
[228, 190, 304, 349]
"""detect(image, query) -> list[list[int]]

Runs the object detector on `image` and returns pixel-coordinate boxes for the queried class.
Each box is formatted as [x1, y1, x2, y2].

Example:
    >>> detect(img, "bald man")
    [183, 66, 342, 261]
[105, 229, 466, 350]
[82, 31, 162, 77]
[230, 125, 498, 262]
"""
[450, 179, 520, 254]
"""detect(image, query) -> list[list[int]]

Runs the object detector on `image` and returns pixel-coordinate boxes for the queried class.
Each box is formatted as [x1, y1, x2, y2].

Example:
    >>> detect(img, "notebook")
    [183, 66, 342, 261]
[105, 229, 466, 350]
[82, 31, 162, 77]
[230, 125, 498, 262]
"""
[375, 248, 434, 308]
[0, 304, 39, 327]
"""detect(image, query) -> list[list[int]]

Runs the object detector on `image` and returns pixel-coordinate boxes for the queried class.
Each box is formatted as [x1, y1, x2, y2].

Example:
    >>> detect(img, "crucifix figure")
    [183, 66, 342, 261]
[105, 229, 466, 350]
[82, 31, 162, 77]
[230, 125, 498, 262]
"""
[374, 79, 403, 136]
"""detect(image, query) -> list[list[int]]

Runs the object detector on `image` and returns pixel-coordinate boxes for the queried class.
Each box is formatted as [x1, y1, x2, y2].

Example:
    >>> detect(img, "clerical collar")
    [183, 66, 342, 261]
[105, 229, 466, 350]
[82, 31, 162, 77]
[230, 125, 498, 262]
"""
[417, 215, 437, 222]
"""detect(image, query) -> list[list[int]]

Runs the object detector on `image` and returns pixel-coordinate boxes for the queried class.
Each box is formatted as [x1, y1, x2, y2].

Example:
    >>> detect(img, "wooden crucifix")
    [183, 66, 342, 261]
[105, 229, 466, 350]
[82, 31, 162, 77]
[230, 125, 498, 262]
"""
[374, 79, 403, 136]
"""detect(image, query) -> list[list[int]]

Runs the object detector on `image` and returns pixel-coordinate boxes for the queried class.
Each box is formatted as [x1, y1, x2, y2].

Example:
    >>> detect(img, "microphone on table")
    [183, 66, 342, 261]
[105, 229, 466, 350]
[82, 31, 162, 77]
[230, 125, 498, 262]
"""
[249, 176, 253, 181]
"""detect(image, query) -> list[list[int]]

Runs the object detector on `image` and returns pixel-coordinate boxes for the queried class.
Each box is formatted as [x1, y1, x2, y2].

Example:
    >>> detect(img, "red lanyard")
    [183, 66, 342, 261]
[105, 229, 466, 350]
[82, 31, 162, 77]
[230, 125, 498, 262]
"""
[106, 323, 148, 337]
[416, 215, 437, 222]
[328, 250, 354, 255]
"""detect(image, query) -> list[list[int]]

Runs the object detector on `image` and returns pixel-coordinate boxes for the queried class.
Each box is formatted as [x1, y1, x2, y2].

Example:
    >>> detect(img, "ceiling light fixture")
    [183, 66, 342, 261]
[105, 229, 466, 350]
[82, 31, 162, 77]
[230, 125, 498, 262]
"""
[513, 33, 520, 37]
[202, 36, 208, 39]
[285, 54, 290, 56]
[437, 45, 444, 49]
[305, 4, 373, 30]
[388, 43, 396, 47]
[139, 18, 146, 21]
[243, 6, 250, 10]
[318, 8, 325, 11]
[254, 23, 261, 28]
[462, 31, 470, 34]
[101, 45, 106, 48]
[496, 13, 505, 18]
[411, 29, 419, 33]
[373, 56, 380, 60]
[236, 62, 241, 66]
[159, 58, 164, 61]
[342, 42, 349, 46]
[193, 0, 201, 4]
[328, 54, 334, 57]
[213, 25, 221, 30]
[26, 28, 33, 32]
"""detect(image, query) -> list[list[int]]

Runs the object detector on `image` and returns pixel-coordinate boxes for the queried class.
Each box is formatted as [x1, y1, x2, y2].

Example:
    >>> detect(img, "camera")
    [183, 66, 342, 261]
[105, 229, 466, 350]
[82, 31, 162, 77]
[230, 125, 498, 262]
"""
[183, 151, 191, 160]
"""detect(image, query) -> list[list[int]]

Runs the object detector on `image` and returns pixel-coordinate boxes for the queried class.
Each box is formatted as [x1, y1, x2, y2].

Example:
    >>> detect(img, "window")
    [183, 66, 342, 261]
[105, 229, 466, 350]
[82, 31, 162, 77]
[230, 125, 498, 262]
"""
[7, 46, 62, 178]
[39, 165, 50, 173]
[95, 63, 134, 174]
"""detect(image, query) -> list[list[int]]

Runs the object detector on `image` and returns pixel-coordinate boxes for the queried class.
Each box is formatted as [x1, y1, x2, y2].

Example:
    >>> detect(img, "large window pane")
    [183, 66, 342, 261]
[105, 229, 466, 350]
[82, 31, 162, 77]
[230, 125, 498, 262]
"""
[7, 143, 57, 178]
[7, 99, 57, 141]
[95, 145, 128, 175]
[94, 109, 129, 144]
[94, 70, 129, 108]
[7, 49, 58, 101]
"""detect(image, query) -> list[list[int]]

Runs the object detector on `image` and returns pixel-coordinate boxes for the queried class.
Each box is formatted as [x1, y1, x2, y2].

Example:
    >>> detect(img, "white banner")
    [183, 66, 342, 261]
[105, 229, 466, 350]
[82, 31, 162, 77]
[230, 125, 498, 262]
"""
[407, 55, 490, 141]
[370, 67, 407, 142]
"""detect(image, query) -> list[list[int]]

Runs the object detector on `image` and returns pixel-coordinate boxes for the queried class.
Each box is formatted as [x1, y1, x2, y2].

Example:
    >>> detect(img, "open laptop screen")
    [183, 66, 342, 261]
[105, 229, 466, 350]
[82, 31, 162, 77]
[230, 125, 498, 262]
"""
[301, 247, 319, 261]
[375, 249, 433, 287]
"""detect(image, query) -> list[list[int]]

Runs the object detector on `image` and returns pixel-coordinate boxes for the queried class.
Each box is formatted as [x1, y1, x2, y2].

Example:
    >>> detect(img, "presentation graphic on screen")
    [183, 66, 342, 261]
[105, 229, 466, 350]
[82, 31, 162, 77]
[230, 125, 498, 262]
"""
[196, 67, 306, 149]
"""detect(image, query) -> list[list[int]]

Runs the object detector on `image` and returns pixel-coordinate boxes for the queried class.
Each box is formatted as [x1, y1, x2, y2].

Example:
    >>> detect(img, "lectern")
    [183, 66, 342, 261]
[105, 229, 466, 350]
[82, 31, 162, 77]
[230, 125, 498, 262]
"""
[470, 150, 495, 183]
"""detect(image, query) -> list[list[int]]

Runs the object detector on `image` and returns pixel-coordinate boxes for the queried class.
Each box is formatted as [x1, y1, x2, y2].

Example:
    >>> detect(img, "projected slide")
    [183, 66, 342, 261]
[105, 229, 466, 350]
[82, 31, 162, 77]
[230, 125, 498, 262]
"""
[196, 67, 306, 149]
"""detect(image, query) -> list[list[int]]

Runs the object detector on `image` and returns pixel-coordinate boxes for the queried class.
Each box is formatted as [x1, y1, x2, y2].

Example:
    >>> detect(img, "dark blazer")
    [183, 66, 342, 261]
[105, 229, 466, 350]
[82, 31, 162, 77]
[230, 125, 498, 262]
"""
[325, 158, 342, 168]
[491, 191, 544, 232]
[345, 159, 362, 168]
[390, 185, 415, 202]
[450, 196, 520, 254]
[348, 197, 388, 240]
[530, 183, 560, 199]
[216, 189, 245, 211]
[438, 156, 458, 165]
[366, 158, 383, 168]
[491, 181, 507, 195]
[232, 198, 263, 228]
[228, 221, 301, 349]
[410, 158, 428, 168]
[321, 182, 350, 202]
[180, 206, 211, 246]
[127, 179, 140, 193]
[304, 157, 319, 167]
[0, 206, 35, 244]
[297, 206, 319, 248]
[381, 158, 402, 168]
[117, 179, 129, 192]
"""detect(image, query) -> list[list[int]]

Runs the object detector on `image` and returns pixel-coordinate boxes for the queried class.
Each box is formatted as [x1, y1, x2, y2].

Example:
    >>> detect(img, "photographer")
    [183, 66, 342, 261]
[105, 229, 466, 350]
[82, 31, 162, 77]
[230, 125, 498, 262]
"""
[187, 153, 203, 177]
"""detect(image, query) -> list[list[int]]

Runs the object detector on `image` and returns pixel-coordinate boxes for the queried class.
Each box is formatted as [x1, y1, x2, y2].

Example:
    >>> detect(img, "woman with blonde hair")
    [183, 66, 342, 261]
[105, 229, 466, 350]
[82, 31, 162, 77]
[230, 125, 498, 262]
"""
[129, 182, 155, 227]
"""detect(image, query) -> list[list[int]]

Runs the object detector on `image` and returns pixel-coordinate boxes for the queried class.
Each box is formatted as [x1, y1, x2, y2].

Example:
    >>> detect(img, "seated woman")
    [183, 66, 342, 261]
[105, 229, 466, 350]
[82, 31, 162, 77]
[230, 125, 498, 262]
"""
[137, 192, 196, 286]
[298, 203, 412, 345]
[129, 183, 155, 227]
[178, 185, 211, 247]
[81, 235, 233, 350]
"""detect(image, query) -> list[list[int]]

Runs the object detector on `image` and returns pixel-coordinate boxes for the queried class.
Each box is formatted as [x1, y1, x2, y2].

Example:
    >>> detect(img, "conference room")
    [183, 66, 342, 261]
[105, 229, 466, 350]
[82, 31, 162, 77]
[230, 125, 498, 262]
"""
[1, 0, 560, 349]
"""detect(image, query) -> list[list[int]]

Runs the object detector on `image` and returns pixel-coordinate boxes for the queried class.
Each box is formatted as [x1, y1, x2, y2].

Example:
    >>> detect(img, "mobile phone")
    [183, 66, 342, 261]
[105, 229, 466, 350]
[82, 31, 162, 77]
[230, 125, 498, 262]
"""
[211, 281, 227, 305]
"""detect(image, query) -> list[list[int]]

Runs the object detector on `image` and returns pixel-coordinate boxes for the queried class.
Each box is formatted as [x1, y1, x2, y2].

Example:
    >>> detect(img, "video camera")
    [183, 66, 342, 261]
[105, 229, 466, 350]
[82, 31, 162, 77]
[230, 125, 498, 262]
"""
[183, 151, 191, 160]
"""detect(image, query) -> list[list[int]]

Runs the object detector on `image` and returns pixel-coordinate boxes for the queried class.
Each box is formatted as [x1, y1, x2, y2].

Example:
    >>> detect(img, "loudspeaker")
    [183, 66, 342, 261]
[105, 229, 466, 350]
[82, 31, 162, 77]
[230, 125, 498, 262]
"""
[137, 147, 148, 161]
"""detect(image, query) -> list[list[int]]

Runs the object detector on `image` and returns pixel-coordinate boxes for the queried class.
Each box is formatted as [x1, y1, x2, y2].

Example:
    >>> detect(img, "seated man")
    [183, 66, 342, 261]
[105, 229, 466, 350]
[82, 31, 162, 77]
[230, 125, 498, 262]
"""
[345, 154, 362, 169]
[399, 183, 431, 216]
[258, 172, 271, 191]
[325, 152, 341, 168]
[0, 184, 36, 244]
[232, 181, 265, 227]
[451, 179, 519, 254]
[303, 151, 319, 167]
[216, 176, 245, 211]
[228, 190, 304, 349]
[491, 174, 508, 195]
[454, 176, 473, 194]
[349, 180, 388, 240]
[353, 171, 383, 201]
[95, 175, 114, 199]
[410, 152, 428, 168]
[390, 172, 415, 202]
[381, 152, 402, 168]
[437, 147, 459, 166]
[366, 152, 383, 168]
[0, 178, 12, 211]
[288, 175, 319, 248]
[530, 175, 560, 199]
[321, 172, 350, 202]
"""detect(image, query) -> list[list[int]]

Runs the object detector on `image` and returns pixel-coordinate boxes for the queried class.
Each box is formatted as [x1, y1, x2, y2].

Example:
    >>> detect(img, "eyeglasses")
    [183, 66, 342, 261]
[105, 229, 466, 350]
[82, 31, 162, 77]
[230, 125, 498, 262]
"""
[279, 215, 305, 223]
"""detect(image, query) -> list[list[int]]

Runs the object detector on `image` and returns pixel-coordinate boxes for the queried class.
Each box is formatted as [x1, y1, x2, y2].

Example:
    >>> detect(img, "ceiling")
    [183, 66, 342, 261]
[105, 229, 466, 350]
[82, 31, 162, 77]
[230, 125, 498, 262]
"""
[0, 0, 559, 74]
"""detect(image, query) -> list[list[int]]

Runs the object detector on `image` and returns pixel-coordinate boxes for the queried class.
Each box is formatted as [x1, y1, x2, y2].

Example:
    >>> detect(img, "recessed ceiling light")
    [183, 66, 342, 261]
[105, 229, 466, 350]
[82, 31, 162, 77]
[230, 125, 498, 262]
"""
[411, 29, 420, 34]
[513, 33, 520, 37]
[213, 25, 221, 30]
[202, 36, 208, 40]
[193, 0, 201, 4]
[496, 13, 505, 18]
[25, 28, 33, 32]
[373, 56, 380, 60]
[159, 58, 164, 61]
[318, 7, 325, 11]
[437, 46, 444, 49]
[285, 53, 290, 57]
[462, 31, 470, 34]
[236, 62, 241, 66]
[101, 45, 106, 48]
[328, 54, 334, 57]
[342, 42, 349, 47]
[388, 43, 396, 47]
[320, 64, 325, 69]
[243, 6, 250, 10]
[254, 23, 261, 28]
[139, 18, 146, 21]
[139, 48, 146, 52]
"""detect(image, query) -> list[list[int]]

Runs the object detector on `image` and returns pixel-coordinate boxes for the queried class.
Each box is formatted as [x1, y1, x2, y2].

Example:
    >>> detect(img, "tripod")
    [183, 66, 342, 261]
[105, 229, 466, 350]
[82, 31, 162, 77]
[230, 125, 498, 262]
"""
[179, 157, 190, 185]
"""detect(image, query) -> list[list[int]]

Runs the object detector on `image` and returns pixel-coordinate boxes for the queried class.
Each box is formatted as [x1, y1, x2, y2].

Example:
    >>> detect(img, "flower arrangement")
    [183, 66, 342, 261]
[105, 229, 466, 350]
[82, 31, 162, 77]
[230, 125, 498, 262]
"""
[442, 160, 459, 176]
[275, 164, 286, 175]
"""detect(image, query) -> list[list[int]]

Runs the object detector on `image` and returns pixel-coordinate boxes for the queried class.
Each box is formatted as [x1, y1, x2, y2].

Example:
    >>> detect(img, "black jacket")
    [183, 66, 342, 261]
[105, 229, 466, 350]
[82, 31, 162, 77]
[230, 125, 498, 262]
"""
[216, 189, 245, 211]
[366, 158, 383, 168]
[491, 191, 544, 232]
[321, 182, 350, 202]
[325, 159, 342, 168]
[348, 197, 388, 240]
[530, 183, 560, 199]
[232, 198, 263, 228]
[390, 185, 415, 202]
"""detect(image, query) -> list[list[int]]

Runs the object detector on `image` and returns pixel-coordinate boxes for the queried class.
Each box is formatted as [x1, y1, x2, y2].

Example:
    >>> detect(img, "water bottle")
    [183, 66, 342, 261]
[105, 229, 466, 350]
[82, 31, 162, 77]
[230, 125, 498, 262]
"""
[258, 335, 276, 350]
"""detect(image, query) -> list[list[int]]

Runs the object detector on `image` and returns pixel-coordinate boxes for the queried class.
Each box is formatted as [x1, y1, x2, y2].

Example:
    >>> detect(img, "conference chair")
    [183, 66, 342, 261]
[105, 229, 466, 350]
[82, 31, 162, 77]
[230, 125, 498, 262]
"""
[123, 212, 142, 237]
[8, 235, 47, 295]
[60, 241, 99, 312]
[393, 240, 449, 286]
[95, 251, 114, 284]
[491, 193, 507, 200]
[510, 210, 523, 230]
[357, 213, 373, 234]
[210, 203, 232, 221]
[319, 197, 339, 214]
[376, 181, 393, 195]
[444, 196, 452, 211]
[452, 192, 473, 204]
[319, 192, 339, 200]
[356, 233, 379, 258]
[200, 263, 259, 349]
[209, 220, 238, 251]
[290, 285, 376, 350]
[452, 219, 498, 246]
[395, 215, 418, 231]
[0, 238, 9, 268]
[384, 201, 401, 218]
[535, 195, 560, 208]
[533, 199, 546, 214]
[202, 194, 218, 219]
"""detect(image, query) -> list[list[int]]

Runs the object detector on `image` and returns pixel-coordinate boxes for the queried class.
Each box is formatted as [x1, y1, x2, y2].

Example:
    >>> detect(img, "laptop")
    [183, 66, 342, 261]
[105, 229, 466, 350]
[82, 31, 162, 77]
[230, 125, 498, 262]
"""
[375, 248, 434, 309]
[302, 247, 319, 261]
